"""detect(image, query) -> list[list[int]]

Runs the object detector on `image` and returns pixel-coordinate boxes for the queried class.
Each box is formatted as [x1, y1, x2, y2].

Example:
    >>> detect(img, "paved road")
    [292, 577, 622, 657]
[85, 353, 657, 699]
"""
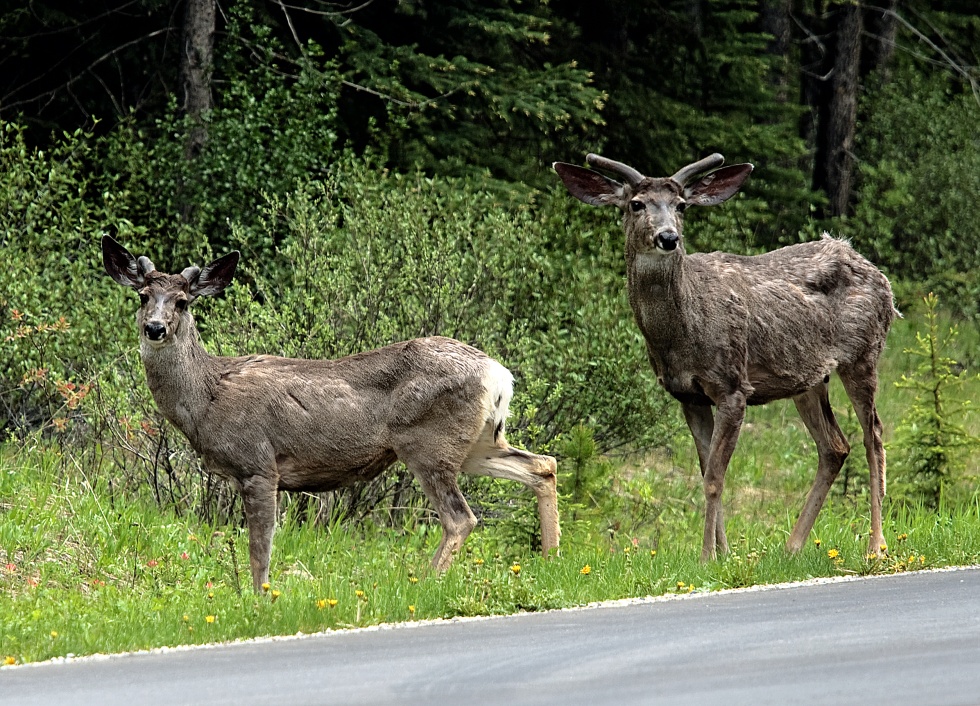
[3, 567, 979, 706]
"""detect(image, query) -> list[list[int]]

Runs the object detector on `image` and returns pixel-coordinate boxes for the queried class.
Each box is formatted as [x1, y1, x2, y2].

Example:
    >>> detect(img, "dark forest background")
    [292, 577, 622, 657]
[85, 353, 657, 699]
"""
[3, 1, 978, 251]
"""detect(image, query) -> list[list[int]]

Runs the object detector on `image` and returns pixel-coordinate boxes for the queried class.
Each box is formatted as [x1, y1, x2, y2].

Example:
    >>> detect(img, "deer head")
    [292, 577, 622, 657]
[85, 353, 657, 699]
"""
[553, 154, 754, 259]
[102, 235, 239, 348]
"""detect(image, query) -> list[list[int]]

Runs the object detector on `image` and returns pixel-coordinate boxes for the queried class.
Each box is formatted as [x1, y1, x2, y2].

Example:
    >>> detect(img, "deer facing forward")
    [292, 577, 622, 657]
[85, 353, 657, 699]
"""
[554, 153, 897, 560]
[102, 236, 559, 591]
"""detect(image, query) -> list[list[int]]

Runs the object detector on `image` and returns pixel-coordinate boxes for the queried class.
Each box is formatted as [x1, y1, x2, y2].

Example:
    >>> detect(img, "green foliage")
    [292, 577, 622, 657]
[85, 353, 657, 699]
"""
[849, 66, 980, 316]
[208, 157, 673, 454]
[103, 19, 342, 262]
[547, 0, 816, 247]
[890, 294, 980, 508]
[0, 126, 675, 527]
[0, 122, 141, 434]
[333, 0, 605, 185]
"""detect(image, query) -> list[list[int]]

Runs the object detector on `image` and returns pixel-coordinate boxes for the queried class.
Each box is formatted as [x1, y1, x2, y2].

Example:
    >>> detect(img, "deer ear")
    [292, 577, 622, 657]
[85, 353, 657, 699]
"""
[187, 251, 240, 300]
[553, 162, 626, 207]
[684, 164, 754, 207]
[102, 235, 149, 288]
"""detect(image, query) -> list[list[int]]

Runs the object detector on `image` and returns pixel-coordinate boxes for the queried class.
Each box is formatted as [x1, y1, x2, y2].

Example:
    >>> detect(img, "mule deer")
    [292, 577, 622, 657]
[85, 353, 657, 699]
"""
[554, 153, 897, 560]
[101, 236, 559, 591]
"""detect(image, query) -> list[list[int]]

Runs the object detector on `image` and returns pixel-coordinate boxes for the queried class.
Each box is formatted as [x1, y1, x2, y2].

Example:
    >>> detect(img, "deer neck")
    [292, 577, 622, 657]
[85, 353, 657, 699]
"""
[140, 316, 221, 442]
[626, 249, 694, 352]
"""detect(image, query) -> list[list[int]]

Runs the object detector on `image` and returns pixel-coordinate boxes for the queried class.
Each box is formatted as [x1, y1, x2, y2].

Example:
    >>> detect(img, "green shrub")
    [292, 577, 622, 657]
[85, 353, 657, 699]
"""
[890, 293, 980, 508]
[849, 67, 980, 317]
[0, 122, 145, 435]
[1, 124, 676, 526]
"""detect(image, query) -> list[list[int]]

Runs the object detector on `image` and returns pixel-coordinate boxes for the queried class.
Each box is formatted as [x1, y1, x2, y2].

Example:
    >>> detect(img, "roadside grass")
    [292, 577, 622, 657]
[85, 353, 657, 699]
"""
[2, 305, 980, 665]
[2, 438, 979, 666]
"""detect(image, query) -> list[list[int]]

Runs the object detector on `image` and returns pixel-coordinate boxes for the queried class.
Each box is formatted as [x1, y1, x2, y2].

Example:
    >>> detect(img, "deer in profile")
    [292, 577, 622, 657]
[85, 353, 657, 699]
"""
[554, 153, 897, 560]
[101, 236, 559, 591]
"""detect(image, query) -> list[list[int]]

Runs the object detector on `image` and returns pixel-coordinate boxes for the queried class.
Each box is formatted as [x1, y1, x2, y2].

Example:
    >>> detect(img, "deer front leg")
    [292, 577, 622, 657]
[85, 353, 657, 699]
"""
[682, 403, 725, 551]
[408, 462, 478, 571]
[239, 474, 279, 592]
[701, 391, 746, 561]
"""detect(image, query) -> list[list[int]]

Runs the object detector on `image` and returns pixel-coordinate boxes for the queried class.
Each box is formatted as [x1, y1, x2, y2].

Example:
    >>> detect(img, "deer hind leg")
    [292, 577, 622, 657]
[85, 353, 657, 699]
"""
[786, 382, 850, 553]
[239, 473, 279, 592]
[682, 403, 727, 555]
[460, 424, 560, 558]
[839, 365, 888, 555]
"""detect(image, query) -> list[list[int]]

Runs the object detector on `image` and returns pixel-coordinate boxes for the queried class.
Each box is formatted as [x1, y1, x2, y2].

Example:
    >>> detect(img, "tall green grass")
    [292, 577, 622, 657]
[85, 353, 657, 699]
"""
[2, 306, 980, 665]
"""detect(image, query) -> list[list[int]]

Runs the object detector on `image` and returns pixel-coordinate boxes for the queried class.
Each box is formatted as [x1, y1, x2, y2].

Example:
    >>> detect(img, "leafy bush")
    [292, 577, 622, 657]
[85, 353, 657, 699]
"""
[198, 158, 676, 526]
[849, 67, 980, 316]
[0, 122, 143, 435]
[206, 157, 674, 454]
[1, 122, 676, 527]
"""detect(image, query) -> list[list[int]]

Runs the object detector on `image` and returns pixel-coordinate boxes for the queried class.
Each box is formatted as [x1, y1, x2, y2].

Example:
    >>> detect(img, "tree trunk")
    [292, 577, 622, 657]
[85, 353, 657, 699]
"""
[180, 0, 215, 160]
[863, 0, 899, 80]
[760, 0, 792, 105]
[813, 3, 862, 218]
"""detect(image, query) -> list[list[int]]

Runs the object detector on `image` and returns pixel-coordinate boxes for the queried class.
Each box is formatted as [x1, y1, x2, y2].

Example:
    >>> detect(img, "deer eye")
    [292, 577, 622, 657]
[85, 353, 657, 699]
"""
[630, 200, 645, 212]
[677, 200, 689, 212]
[175, 299, 188, 311]
[138, 293, 149, 306]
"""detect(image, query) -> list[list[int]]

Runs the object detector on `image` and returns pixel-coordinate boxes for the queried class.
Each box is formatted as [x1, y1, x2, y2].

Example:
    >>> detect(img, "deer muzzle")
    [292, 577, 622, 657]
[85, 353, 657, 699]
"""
[656, 231, 680, 252]
[144, 322, 168, 341]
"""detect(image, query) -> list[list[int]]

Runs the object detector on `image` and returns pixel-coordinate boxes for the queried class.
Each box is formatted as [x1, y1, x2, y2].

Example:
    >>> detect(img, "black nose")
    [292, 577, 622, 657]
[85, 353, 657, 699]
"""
[144, 322, 167, 341]
[657, 231, 679, 251]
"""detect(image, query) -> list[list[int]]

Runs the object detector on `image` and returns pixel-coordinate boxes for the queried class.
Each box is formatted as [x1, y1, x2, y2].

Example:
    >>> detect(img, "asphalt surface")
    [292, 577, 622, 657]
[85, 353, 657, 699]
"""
[3, 567, 979, 706]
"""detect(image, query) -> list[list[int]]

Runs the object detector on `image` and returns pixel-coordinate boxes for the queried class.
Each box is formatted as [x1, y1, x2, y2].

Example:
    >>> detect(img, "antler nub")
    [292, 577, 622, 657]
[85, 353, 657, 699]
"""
[669, 153, 726, 187]
[586, 153, 645, 187]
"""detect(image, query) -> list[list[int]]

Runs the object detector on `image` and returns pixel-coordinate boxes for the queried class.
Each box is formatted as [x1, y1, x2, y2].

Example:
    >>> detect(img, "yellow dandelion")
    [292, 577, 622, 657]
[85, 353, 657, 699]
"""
[355, 589, 365, 598]
[650, 550, 657, 557]
[510, 564, 521, 575]
[205, 615, 215, 624]
[270, 590, 281, 603]
[827, 549, 839, 559]
[49, 631, 58, 639]
[408, 605, 416, 615]
[580, 564, 591, 575]
[409, 576, 419, 584]
[4, 656, 16, 665]
[473, 558, 485, 566]
[897, 533, 908, 542]
[261, 582, 271, 593]
[327, 598, 338, 608]
[182, 614, 189, 622]
[207, 591, 214, 599]
[316, 599, 328, 610]
[687, 584, 695, 593]
[879, 543, 888, 552]
[919, 555, 926, 564]
[814, 539, 822, 547]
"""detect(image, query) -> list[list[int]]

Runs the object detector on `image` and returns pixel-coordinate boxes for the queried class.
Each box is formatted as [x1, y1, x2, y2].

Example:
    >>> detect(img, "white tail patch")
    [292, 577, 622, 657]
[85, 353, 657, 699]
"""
[481, 359, 514, 443]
